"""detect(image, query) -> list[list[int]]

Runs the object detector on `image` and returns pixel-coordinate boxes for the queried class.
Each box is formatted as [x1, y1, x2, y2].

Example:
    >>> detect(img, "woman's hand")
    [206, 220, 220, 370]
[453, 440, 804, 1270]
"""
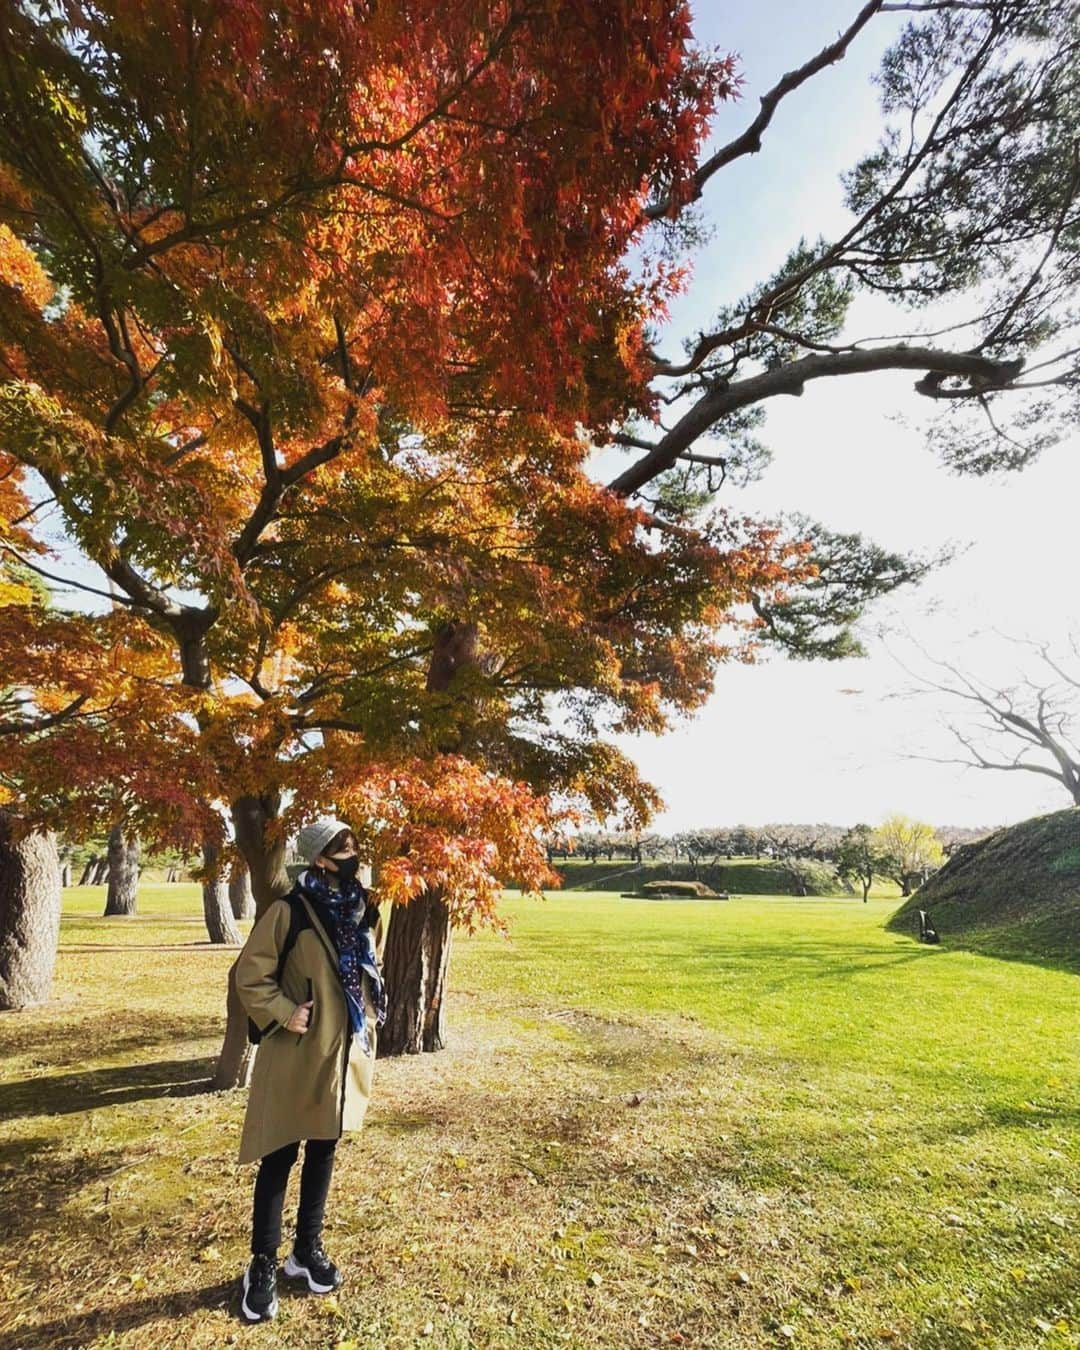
[286, 1000, 313, 1034]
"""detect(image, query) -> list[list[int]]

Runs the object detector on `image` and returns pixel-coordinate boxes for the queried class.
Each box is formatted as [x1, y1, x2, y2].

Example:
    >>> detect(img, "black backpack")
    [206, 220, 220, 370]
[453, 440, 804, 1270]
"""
[246, 895, 308, 1044]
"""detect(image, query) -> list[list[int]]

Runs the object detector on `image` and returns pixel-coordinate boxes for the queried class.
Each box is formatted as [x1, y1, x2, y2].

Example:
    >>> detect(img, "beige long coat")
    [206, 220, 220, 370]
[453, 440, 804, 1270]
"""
[234, 892, 381, 1164]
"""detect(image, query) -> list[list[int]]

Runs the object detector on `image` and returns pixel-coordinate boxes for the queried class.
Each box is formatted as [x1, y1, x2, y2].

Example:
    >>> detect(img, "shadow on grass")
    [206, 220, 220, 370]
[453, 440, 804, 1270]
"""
[938, 1097, 1080, 1136]
[740, 943, 941, 993]
[7, 1271, 349, 1348]
[58, 941, 241, 951]
[945, 937, 1080, 979]
[887, 907, 1080, 978]
[0, 1010, 224, 1070]
[0, 1135, 133, 1246]
[5, 1279, 239, 1349]
[0, 1056, 215, 1119]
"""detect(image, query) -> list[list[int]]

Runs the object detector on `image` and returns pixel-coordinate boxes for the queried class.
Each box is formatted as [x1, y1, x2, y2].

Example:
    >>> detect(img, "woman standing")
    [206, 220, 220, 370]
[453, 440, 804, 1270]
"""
[233, 818, 386, 1323]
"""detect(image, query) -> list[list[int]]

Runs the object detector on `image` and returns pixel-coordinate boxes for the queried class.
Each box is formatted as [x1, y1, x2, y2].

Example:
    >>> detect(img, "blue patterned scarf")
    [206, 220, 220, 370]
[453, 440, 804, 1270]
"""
[296, 868, 387, 1054]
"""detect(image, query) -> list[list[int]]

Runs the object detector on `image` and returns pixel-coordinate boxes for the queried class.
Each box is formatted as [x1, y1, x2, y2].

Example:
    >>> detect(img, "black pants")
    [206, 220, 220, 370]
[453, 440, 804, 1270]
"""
[251, 1137, 337, 1257]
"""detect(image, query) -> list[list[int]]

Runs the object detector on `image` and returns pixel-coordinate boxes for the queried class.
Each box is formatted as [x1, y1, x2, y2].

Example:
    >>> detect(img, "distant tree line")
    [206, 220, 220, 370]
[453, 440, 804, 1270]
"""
[548, 818, 988, 898]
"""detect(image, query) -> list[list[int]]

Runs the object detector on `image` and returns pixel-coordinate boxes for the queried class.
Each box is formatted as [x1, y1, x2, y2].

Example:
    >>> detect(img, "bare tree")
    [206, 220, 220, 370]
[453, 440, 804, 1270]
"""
[900, 637, 1080, 805]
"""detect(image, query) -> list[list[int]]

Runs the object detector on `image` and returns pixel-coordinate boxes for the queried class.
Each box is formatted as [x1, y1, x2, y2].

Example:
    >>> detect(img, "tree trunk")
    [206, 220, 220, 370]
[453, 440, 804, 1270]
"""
[60, 862, 71, 887]
[232, 793, 292, 909]
[91, 856, 109, 885]
[78, 854, 97, 886]
[201, 838, 242, 946]
[104, 826, 139, 916]
[378, 890, 452, 1057]
[228, 862, 255, 920]
[0, 812, 62, 1009]
[211, 793, 292, 1090]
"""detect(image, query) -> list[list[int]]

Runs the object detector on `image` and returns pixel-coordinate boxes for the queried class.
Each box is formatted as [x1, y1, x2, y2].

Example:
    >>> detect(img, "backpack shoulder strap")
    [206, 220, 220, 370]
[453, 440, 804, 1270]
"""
[274, 890, 309, 980]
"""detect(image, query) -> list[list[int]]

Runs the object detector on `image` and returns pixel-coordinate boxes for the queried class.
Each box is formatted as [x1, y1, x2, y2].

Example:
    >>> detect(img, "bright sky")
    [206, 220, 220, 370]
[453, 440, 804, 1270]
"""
[607, 1, 1080, 832]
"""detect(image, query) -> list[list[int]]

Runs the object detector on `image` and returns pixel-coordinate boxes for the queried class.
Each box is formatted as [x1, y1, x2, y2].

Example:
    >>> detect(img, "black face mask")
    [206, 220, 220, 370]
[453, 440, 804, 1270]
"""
[331, 854, 360, 884]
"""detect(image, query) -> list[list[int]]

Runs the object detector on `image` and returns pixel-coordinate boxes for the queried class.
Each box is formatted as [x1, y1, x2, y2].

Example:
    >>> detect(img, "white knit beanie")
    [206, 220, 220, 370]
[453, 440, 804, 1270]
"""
[296, 817, 352, 866]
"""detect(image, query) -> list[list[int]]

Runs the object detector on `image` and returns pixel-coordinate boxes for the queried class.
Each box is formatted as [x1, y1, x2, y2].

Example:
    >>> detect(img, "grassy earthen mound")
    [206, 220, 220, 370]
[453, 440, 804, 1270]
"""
[888, 806, 1080, 967]
[637, 879, 719, 899]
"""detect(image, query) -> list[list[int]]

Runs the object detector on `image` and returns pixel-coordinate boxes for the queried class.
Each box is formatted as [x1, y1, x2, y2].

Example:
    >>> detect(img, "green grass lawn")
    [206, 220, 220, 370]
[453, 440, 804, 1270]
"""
[0, 886, 1075, 1348]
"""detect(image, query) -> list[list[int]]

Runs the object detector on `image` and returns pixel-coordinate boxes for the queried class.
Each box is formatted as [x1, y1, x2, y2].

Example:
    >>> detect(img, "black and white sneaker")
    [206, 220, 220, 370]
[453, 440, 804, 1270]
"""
[283, 1240, 342, 1293]
[240, 1252, 278, 1322]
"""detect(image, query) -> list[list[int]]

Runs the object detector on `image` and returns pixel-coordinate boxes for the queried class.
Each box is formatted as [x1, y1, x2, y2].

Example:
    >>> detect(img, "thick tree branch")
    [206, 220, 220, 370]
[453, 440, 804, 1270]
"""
[0, 543, 139, 607]
[230, 406, 357, 566]
[607, 346, 1024, 497]
[881, 3, 997, 11]
[679, 451, 727, 467]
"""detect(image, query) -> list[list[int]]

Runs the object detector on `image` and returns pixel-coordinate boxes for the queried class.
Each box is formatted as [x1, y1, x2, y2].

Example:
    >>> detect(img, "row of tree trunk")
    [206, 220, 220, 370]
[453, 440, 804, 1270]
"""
[81, 855, 190, 887]
[72, 836, 254, 922]
[2, 804, 450, 1074]
[79, 855, 110, 886]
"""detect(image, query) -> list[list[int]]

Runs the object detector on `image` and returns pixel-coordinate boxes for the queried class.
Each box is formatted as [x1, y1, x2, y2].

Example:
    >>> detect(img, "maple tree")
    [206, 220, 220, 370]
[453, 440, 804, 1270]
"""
[0, 0, 794, 1057]
[2, 0, 1076, 1060]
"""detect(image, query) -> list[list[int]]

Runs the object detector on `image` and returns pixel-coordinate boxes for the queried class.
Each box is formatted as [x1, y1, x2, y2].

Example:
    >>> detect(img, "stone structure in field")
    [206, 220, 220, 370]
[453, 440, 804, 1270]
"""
[634, 879, 725, 899]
